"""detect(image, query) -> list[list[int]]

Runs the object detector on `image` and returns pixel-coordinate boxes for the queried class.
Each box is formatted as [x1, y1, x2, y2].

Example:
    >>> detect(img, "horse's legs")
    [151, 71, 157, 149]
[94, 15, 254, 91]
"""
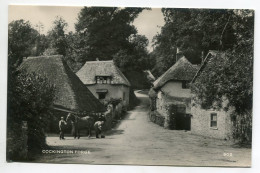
[88, 126, 91, 138]
[71, 124, 77, 139]
[78, 129, 80, 139]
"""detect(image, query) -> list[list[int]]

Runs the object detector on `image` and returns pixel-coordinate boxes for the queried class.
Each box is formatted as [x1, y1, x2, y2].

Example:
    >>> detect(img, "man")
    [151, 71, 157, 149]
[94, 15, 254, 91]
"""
[94, 114, 106, 138]
[59, 116, 67, 140]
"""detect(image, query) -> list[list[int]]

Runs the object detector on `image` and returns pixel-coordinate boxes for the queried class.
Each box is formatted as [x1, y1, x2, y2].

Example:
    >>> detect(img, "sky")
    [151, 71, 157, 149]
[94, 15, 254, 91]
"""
[8, 6, 165, 51]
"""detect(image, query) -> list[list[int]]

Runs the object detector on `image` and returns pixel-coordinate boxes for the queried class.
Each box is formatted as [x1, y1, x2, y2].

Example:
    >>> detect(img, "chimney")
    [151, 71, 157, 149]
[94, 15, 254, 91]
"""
[201, 51, 205, 64]
[176, 47, 184, 62]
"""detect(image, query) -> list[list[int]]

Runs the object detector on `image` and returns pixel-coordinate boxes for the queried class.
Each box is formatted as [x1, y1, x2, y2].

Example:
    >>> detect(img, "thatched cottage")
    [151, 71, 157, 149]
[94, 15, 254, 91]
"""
[76, 60, 131, 108]
[190, 51, 233, 140]
[149, 52, 199, 130]
[20, 55, 106, 131]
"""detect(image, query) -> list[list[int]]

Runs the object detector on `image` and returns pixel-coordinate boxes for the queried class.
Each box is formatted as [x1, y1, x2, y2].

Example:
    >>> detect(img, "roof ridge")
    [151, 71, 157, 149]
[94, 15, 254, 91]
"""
[84, 60, 114, 63]
[24, 55, 62, 60]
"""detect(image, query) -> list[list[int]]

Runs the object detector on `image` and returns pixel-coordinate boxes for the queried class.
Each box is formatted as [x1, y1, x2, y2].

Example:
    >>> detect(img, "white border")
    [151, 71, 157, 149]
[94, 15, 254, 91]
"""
[1, 1, 260, 173]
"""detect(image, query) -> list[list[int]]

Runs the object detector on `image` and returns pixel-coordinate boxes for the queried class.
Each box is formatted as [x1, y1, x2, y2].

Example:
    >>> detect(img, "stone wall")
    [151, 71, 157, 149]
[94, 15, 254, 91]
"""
[149, 111, 165, 127]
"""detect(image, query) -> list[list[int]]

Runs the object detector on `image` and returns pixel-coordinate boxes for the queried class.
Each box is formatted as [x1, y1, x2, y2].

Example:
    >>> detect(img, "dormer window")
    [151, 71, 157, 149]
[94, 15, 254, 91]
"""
[96, 76, 112, 84]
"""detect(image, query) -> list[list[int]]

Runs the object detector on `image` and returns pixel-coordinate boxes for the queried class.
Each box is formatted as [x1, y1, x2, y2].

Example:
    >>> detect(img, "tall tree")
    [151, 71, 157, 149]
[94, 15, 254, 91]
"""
[7, 20, 55, 159]
[152, 8, 237, 77]
[8, 20, 38, 68]
[46, 16, 68, 56]
[74, 7, 145, 61]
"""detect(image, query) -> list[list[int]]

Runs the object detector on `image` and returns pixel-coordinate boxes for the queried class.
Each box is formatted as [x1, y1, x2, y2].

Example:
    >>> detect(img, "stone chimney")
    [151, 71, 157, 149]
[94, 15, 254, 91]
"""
[176, 48, 184, 62]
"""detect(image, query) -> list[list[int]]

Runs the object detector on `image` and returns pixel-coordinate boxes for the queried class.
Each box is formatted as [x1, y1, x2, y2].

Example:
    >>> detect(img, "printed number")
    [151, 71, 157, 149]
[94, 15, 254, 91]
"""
[223, 153, 232, 157]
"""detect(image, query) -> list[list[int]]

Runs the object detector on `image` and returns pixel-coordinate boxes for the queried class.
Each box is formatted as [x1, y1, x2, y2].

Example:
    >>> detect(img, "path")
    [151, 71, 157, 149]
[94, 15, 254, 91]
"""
[35, 91, 251, 167]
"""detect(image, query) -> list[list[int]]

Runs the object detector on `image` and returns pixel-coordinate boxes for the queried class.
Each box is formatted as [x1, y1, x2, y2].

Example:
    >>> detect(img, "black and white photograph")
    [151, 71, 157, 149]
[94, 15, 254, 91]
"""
[5, 4, 254, 168]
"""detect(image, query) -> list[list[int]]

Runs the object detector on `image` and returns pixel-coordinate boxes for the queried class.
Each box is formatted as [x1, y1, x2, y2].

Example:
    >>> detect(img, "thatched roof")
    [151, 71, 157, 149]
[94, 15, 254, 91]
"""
[19, 55, 106, 113]
[76, 60, 131, 86]
[153, 56, 199, 90]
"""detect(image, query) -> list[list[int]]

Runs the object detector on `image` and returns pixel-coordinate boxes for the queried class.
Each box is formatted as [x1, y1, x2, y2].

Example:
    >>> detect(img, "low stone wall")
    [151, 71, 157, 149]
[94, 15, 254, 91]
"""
[149, 111, 165, 127]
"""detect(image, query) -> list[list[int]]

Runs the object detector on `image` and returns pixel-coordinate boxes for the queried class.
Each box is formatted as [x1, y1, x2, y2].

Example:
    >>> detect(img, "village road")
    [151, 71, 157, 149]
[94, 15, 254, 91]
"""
[35, 91, 251, 167]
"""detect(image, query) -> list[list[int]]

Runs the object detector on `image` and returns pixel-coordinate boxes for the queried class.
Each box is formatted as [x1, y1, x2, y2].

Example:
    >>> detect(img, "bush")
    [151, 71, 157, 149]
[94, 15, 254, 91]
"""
[7, 71, 55, 158]
[231, 110, 252, 145]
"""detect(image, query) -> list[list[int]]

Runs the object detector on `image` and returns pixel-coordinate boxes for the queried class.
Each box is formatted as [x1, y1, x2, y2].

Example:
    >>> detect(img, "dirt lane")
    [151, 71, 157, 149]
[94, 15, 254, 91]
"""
[35, 91, 251, 167]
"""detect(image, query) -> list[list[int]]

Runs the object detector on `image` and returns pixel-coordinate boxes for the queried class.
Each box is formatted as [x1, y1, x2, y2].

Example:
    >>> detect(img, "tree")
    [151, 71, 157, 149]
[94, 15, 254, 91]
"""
[47, 16, 68, 56]
[113, 34, 150, 71]
[152, 8, 237, 77]
[7, 71, 55, 159]
[7, 20, 55, 160]
[74, 7, 145, 61]
[64, 31, 90, 72]
[8, 20, 38, 68]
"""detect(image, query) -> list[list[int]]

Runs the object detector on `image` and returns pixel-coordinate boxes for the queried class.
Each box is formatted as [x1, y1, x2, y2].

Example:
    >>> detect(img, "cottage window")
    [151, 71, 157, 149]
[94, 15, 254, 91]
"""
[96, 76, 112, 84]
[98, 93, 106, 99]
[182, 81, 190, 89]
[210, 113, 217, 128]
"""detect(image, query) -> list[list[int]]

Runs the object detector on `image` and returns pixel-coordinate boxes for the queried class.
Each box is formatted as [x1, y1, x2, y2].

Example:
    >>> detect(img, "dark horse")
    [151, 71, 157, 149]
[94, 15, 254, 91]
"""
[66, 113, 95, 139]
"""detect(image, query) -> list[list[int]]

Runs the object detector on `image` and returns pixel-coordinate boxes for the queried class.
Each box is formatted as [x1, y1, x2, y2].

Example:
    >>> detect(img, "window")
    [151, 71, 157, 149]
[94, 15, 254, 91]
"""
[210, 113, 217, 128]
[182, 81, 190, 89]
[96, 76, 112, 84]
[98, 93, 106, 99]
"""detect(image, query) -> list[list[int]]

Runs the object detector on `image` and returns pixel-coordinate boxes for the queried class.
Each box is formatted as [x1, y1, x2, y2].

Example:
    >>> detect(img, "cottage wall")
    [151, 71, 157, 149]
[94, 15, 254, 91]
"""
[154, 81, 193, 129]
[87, 84, 130, 107]
[162, 81, 191, 98]
[191, 105, 233, 139]
[156, 81, 192, 114]
[156, 91, 167, 116]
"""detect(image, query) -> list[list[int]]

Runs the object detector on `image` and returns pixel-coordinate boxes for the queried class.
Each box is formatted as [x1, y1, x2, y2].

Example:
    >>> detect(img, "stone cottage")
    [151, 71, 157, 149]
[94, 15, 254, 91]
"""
[190, 51, 233, 140]
[149, 52, 199, 130]
[76, 60, 131, 109]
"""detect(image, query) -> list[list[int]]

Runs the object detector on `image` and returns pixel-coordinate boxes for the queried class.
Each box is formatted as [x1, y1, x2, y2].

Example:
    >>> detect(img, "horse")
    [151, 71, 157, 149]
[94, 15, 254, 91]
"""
[66, 113, 95, 139]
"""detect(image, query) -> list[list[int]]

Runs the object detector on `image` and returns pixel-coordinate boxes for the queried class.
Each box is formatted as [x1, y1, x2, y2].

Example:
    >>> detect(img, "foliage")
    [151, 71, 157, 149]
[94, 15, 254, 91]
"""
[8, 20, 38, 68]
[231, 110, 252, 144]
[152, 8, 238, 77]
[75, 7, 144, 60]
[113, 34, 151, 71]
[47, 16, 68, 56]
[191, 10, 254, 143]
[64, 32, 89, 72]
[8, 71, 55, 152]
[71, 8, 151, 72]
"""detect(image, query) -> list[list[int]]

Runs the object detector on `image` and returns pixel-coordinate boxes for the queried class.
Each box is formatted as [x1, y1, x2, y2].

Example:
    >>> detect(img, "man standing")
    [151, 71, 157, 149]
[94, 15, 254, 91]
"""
[59, 116, 67, 140]
[94, 114, 106, 138]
